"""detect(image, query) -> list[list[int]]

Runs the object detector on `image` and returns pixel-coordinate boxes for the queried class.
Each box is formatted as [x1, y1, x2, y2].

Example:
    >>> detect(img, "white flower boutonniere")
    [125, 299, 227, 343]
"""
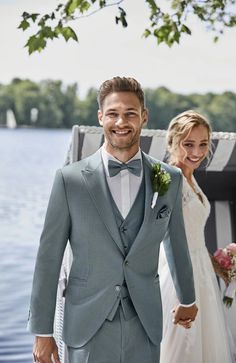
[151, 163, 171, 209]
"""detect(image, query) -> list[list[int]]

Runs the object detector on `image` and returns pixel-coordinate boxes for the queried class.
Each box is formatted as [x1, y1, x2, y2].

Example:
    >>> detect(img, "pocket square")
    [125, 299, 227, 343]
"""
[156, 205, 171, 219]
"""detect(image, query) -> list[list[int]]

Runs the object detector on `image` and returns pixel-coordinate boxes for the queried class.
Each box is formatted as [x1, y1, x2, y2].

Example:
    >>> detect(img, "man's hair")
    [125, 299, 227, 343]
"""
[97, 76, 145, 110]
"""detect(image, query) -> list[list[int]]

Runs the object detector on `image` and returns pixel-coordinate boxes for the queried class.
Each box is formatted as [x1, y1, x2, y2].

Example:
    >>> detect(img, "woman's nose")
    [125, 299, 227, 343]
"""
[192, 147, 202, 157]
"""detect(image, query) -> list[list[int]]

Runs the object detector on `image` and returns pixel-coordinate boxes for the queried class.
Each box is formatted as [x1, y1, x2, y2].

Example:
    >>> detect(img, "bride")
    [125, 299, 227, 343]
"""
[159, 110, 233, 362]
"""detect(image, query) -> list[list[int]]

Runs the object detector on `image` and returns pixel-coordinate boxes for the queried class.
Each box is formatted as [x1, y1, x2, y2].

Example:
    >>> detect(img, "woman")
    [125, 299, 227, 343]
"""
[159, 110, 233, 363]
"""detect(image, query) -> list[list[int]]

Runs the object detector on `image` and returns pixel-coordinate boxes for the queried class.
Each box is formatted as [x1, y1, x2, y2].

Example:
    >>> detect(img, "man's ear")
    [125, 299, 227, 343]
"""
[142, 108, 148, 127]
[98, 110, 103, 126]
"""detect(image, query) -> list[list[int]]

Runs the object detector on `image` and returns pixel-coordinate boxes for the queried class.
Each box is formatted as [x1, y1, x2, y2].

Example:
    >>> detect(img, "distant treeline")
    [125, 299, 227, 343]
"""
[0, 78, 236, 132]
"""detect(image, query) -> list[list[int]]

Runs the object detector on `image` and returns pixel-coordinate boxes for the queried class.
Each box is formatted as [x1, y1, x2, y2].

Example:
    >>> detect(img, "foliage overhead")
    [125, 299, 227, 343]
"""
[19, 0, 236, 54]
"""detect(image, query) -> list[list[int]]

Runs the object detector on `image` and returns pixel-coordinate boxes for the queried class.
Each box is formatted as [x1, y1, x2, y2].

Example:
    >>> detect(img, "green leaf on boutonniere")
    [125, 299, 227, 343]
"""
[223, 295, 233, 308]
[151, 163, 171, 196]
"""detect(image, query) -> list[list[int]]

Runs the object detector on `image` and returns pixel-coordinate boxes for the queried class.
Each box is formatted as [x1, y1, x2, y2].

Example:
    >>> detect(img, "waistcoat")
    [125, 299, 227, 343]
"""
[107, 177, 145, 320]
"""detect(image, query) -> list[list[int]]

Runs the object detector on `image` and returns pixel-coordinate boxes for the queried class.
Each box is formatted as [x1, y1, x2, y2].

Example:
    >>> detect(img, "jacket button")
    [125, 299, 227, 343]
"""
[125, 261, 129, 266]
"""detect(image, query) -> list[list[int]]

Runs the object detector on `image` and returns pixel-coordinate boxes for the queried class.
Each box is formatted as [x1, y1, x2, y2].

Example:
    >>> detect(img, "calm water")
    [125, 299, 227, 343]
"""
[0, 128, 71, 363]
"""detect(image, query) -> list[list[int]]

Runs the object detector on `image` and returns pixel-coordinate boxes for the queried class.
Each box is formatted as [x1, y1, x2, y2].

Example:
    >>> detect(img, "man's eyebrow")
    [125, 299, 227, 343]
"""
[105, 107, 138, 112]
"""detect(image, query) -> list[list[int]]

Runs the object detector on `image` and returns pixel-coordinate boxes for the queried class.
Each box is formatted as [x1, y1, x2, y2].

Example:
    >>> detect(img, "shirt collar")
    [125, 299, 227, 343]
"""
[101, 145, 142, 177]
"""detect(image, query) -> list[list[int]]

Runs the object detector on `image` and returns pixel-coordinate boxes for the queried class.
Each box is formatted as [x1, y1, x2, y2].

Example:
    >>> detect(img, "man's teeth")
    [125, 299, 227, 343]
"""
[114, 130, 129, 134]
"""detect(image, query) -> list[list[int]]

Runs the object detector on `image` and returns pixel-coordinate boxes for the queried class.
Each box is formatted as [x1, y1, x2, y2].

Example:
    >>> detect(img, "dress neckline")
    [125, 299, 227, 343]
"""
[183, 175, 204, 206]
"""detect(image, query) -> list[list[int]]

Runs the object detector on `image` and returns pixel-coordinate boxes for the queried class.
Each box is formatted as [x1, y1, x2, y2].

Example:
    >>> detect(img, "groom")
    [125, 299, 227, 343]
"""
[29, 77, 198, 363]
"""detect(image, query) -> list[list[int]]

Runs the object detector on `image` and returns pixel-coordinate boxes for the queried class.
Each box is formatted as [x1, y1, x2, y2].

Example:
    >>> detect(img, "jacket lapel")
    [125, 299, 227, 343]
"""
[81, 150, 125, 255]
[128, 153, 163, 255]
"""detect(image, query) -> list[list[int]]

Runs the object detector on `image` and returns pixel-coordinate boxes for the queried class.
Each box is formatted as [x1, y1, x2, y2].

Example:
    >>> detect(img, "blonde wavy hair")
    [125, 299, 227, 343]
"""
[166, 110, 212, 165]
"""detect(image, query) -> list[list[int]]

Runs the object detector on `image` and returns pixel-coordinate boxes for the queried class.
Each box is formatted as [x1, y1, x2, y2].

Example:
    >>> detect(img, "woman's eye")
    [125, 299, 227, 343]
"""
[183, 143, 193, 148]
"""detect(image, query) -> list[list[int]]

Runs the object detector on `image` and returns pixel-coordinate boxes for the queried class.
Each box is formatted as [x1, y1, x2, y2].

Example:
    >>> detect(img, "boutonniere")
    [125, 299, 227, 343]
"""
[151, 163, 171, 209]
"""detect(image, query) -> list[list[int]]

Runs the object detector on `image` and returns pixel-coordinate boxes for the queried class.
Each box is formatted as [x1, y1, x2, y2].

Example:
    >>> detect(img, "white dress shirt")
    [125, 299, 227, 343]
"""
[101, 146, 143, 218]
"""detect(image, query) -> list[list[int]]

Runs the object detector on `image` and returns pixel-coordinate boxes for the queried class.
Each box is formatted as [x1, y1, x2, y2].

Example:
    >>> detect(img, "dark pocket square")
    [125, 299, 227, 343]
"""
[156, 205, 171, 219]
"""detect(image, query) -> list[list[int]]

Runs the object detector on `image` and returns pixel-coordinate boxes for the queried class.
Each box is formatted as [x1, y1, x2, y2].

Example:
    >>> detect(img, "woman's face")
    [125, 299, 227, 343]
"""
[175, 124, 209, 173]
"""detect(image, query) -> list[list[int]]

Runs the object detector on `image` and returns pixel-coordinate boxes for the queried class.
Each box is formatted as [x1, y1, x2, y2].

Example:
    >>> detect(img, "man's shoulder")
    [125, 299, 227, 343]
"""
[60, 152, 98, 177]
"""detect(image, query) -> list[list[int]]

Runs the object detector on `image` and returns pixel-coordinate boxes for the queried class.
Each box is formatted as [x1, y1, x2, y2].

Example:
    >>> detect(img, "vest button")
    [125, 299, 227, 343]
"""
[115, 285, 121, 291]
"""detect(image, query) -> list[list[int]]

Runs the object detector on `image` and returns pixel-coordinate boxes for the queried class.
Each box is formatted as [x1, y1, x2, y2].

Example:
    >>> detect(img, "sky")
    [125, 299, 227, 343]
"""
[0, 0, 236, 98]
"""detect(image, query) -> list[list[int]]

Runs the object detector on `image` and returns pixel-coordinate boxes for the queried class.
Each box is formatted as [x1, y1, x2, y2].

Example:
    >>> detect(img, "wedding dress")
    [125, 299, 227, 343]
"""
[159, 176, 233, 363]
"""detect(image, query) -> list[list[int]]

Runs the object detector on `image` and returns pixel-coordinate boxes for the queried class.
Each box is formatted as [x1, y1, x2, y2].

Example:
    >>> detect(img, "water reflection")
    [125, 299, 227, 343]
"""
[0, 128, 71, 362]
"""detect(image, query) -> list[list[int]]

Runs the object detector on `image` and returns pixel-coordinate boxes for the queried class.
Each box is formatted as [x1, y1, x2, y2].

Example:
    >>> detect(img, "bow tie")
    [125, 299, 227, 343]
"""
[108, 159, 142, 177]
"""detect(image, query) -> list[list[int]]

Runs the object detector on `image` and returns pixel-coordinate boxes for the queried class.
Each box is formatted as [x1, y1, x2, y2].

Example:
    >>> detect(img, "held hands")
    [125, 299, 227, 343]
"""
[172, 304, 198, 329]
[33, 336, 60, 363]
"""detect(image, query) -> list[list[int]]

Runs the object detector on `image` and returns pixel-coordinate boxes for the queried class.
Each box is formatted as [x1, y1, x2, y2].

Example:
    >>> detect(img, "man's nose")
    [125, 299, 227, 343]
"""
[115, 115, 126, 126]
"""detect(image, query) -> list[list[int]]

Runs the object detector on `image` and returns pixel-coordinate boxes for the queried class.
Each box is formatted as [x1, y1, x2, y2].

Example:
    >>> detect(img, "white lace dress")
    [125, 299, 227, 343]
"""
[159, 176, 233, 363]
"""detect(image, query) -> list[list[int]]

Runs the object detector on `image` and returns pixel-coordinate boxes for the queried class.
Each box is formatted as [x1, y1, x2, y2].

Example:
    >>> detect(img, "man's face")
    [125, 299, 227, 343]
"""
[98, 92, 147, 157]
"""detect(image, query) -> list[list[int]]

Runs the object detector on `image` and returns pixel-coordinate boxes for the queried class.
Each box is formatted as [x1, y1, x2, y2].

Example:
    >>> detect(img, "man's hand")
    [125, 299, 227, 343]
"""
[172, 304, 198, 329]
[33, 336, 60, 363]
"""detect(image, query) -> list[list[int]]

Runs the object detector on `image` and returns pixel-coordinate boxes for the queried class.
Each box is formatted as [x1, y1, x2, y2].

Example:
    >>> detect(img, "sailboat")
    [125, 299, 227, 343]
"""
[6, 109, 17, 129]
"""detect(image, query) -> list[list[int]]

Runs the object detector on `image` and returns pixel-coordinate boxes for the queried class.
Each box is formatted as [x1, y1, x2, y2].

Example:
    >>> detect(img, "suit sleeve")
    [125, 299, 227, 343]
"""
[28, 169, 71, 334]
[163, 171, 196, 305]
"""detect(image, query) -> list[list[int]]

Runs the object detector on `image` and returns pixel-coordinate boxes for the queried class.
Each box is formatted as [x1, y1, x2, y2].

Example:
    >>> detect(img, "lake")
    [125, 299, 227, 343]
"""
[0, 128, 71, 363]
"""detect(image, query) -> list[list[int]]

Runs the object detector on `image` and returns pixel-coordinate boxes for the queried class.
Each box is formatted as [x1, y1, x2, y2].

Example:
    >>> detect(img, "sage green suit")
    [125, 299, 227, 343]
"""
[28, 150, 195, 359]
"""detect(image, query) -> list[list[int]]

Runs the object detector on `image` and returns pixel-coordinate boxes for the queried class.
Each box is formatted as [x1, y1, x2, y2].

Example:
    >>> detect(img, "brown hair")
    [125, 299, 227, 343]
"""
[97, 76, 146, 110]
[166, 110, 212, 164]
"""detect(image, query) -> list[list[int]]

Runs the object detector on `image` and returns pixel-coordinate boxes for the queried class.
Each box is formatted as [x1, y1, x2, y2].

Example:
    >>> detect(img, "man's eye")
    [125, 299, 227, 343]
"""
[107, 113, 117, 118]
[126, 112, 136, 117]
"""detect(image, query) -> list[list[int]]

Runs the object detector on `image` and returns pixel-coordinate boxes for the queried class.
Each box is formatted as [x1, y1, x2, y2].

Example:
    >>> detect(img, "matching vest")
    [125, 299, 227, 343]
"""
[106, 177, 145, 321]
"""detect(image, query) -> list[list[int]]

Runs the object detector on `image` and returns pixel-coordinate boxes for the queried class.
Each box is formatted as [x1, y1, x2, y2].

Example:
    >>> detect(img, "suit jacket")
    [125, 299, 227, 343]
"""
[28, 150, 195, 348]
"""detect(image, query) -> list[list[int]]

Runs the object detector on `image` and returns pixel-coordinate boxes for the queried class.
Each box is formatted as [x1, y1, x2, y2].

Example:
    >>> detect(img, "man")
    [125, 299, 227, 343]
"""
[29, 77, 198, 363]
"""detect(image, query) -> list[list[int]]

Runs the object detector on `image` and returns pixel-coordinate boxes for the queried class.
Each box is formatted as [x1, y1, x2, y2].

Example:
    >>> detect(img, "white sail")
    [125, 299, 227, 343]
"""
[6, 109, 17, 129]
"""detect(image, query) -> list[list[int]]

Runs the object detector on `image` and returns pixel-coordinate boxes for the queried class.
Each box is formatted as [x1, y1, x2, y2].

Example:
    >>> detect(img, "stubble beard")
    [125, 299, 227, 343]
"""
[105, 129, 141, 152]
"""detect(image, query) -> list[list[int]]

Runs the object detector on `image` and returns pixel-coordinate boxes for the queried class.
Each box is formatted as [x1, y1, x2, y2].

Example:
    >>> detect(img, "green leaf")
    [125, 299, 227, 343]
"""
[22, 11, 30, 19]
[56, 3, 64, 12]
[99, 0, 106, 7]
[25, 35, 47, 54]
[41, 26, 56, 40]
[65, 0, 90, 16]
[18, 19, 30, 31]
[60, 26, 78, 41]
[181, 24, 191, 35]
[143, 28, 151, 38]
[145, 0, 158, 12]
[31, 13, 39, 22]
[173, 31, 180, 43]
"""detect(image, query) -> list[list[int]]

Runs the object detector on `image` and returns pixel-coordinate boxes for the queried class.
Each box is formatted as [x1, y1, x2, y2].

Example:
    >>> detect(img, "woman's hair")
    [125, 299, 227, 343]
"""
[97, 76, 146, 110]
[166, 110, 212, 165]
